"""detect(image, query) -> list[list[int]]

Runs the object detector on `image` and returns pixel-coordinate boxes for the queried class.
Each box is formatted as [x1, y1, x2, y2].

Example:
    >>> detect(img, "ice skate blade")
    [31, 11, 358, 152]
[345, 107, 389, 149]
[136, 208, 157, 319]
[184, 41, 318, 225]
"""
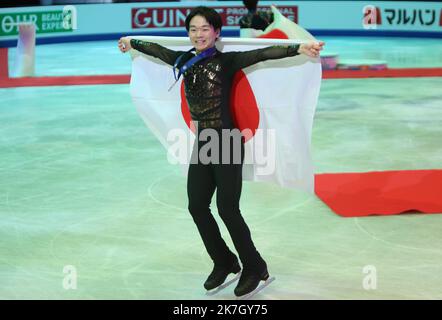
[236, 276, 275, 300]
[206, 272, 242, 296]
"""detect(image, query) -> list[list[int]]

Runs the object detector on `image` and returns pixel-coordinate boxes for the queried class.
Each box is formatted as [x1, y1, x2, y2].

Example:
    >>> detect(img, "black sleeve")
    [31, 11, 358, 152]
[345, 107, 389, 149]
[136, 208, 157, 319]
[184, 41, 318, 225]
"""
[130, 39, 184, 66]
[230, 44, 301, 71]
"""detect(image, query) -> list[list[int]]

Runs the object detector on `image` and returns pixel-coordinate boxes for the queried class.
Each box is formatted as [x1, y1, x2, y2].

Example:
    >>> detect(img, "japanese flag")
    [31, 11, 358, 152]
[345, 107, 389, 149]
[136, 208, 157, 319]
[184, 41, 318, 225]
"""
[129, 36, 321, 193]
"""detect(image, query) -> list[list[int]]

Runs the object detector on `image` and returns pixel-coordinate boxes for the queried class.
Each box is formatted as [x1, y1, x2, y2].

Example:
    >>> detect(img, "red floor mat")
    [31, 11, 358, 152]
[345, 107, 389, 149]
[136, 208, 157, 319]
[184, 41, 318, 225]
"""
[315, 170, 442, 217]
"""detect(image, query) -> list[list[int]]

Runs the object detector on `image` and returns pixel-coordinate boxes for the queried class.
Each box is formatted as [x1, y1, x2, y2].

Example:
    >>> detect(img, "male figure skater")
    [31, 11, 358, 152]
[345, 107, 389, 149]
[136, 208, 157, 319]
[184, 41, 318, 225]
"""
[119, 6, 323, 298]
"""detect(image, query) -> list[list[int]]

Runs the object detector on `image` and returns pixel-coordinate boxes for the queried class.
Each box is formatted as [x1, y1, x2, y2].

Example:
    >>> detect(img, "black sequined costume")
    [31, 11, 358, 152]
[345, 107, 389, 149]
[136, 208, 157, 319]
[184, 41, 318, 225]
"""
[131, 39, 299, 129]
[131, 39, 300, 274]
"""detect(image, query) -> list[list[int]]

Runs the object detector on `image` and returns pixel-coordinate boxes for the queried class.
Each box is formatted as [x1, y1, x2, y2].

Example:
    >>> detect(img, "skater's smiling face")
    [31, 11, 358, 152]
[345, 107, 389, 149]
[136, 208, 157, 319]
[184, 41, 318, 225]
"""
[188, 15, 220, 53]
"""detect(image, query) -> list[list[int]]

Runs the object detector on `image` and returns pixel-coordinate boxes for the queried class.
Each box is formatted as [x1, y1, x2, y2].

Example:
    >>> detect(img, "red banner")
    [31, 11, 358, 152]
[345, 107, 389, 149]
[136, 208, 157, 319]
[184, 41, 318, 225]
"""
[131, 6, 298, 29]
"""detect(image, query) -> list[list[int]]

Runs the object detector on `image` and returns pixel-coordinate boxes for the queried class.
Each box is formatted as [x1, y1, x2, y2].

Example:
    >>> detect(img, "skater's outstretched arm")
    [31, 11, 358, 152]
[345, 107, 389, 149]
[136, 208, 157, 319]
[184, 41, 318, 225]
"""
[118, 37, 184, 67]
[230, 40, 325, 70]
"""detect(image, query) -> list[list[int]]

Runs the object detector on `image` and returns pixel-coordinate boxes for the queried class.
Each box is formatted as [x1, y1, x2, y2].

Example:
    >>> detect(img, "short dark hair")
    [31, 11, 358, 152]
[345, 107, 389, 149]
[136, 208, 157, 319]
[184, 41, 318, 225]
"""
[185, 6, 223, 32]
[243, 0, 259, 11]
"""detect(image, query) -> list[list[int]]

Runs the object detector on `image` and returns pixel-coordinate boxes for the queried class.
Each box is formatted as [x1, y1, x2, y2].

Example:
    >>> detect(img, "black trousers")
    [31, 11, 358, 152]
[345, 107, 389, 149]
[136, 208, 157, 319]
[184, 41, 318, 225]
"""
[187, 128, 265, 272]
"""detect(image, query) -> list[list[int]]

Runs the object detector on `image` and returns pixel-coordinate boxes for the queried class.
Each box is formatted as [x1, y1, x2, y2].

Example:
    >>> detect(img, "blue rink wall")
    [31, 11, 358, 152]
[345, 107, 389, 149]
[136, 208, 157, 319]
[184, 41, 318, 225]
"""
[1, 1, 441, 48]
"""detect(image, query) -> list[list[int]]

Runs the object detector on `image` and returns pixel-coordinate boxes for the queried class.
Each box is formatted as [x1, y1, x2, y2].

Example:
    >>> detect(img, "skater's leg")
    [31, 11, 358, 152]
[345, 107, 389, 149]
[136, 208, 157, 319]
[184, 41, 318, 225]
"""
[187, 161, 236, 264]
[188, 132, 241, 292]
[213, 152, 271, 297]
[213, 135, 266, 272]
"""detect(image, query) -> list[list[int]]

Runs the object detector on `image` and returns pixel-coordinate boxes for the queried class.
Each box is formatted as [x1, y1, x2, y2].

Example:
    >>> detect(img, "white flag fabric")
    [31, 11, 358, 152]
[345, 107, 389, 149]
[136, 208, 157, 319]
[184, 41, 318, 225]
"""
[129, 36, 321, 193]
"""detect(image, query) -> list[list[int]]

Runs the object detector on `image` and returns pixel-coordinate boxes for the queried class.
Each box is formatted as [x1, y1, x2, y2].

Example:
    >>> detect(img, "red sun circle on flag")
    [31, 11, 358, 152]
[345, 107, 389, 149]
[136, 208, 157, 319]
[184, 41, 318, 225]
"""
[180, 70, 260, 142]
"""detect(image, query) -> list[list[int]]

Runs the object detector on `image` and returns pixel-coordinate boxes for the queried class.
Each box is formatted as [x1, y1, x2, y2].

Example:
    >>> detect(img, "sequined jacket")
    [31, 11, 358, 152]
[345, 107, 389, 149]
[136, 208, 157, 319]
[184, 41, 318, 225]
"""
[130, 39, 300, 129]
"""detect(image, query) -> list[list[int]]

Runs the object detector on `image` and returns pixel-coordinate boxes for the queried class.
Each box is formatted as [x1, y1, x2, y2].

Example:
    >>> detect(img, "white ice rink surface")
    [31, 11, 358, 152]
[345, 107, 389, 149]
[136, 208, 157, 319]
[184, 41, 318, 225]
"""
[0, 38, 441, 299]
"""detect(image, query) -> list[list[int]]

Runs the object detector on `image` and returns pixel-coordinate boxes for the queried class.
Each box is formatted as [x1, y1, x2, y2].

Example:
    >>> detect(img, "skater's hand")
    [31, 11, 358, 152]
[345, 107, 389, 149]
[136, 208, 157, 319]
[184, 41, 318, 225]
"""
[118, 37, 132, 53]
[298, 41, 325, 58]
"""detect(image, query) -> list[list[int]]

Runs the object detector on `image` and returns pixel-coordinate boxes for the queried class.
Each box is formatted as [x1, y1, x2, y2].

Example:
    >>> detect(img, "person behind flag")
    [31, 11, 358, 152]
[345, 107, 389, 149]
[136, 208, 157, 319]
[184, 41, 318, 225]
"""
[239, 0, 273, 31]
[118, 6, 324, 298]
